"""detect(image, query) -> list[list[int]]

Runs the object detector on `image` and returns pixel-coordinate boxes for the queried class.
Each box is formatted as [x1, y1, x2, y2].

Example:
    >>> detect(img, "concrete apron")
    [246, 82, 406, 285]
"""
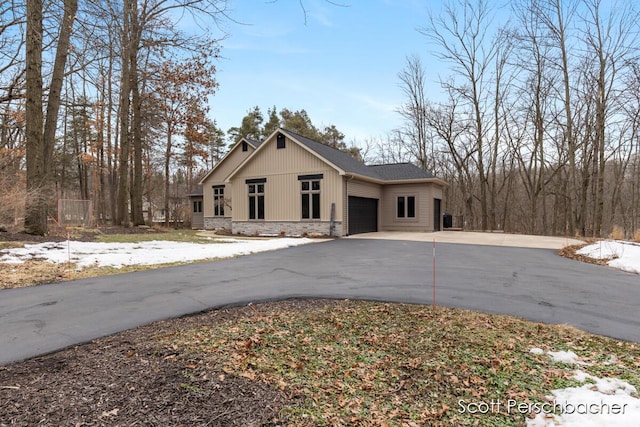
[346, 231, 585, 250]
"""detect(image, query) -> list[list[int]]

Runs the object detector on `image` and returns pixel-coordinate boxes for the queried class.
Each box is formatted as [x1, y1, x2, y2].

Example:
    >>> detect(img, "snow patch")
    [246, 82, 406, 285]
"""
[576, 240, 640, 274]
[0, 238, 315, 270]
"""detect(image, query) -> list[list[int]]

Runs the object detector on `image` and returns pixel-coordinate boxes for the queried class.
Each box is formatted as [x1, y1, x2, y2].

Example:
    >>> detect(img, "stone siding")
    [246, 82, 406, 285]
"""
[203, 217, 232, 232]
[232, 221, 342, 237]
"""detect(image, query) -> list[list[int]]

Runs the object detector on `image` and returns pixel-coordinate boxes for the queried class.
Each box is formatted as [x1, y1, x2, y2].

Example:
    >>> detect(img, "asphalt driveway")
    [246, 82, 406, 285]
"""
[1, 237, 638, 365]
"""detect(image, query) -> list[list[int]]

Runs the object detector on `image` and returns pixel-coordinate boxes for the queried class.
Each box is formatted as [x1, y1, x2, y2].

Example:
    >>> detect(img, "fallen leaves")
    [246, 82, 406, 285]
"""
[162, 299, 640, 426]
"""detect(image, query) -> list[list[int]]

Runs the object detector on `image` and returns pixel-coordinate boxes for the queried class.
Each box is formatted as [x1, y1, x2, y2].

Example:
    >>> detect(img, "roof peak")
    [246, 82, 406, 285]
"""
[278, 129, 437, 181]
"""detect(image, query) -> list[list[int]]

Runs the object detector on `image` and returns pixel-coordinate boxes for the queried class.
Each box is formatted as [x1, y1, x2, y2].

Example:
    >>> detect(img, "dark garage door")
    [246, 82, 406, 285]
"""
[348, 196, 378, 235]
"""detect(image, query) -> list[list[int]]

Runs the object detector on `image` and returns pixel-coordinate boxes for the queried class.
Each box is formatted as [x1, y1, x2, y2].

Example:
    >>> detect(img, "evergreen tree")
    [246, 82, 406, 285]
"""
[227, 106, 263, 144]
[262, 106, 281, 139]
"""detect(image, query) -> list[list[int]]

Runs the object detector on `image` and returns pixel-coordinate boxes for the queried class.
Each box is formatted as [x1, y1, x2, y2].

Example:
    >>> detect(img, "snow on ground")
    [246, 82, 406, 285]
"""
[576, 240, 640, 274]
[0, 238, 314, 269]
[526, 348, 640, 427]
[546, 350, 589, 366]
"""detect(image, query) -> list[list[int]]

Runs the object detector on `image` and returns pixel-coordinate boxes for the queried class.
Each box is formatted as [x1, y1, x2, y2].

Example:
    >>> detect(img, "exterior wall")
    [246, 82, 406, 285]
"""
[233, 221, 342, 237]
[201, 143, 255, 219]
[381, 182, 443, 232]
[203, 216, 231, 231]
[346, 179, 383, 199]
[230, 135, 344, 226]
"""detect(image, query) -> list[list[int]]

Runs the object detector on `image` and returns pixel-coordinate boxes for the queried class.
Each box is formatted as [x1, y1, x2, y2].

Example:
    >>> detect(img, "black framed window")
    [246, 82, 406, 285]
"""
[249, 183, 265, 220]
[193, 200, 202, 213]
[213, 186, 225, 217]
[277, 133, 286, 149]
[301, 179, 321, 219]
[242, 141, 248, 152]
[397, 196, 416, 218]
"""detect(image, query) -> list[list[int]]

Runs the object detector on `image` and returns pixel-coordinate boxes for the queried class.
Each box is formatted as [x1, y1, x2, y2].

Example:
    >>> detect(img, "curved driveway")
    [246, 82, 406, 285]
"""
[1, 235, 638, 365]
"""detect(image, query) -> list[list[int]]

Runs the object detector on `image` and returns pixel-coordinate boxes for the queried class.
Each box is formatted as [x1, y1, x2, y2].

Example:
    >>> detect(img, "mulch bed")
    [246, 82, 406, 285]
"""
[0, 300, 316, 427]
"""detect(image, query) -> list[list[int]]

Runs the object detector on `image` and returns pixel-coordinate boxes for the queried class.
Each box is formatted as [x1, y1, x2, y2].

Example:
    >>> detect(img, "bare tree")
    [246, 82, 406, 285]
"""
[421, 0, 498, 230]
[581, 0, 639, 236]
[396, 54, 434, 172]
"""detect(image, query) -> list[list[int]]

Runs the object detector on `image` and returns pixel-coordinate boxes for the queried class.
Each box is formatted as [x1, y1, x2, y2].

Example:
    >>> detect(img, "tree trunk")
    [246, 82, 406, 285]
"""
[116, 0, 132, 226]
[24, 0, 45, 235]
[164, 129, 173, 227]
[130, 2, 144, 226]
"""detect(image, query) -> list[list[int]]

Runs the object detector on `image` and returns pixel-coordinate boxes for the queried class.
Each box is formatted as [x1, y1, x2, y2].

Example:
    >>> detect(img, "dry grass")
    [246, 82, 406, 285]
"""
[609, 225, 625, 240]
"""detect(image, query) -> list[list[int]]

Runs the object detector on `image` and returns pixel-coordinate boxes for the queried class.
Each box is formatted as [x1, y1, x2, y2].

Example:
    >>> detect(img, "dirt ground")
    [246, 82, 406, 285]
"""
[0, 300, 322, 427]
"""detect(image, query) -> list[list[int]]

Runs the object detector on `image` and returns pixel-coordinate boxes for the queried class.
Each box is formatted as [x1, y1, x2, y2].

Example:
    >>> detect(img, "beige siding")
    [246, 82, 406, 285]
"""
[381, 183, 439, 232]
[201, 144, 254, 218]
[346, 179, 382, 199]
[231, 136, 343, 223]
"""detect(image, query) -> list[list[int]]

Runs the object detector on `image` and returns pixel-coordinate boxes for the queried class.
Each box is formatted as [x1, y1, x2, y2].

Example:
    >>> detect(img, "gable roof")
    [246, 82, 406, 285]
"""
[226, 128, 446, 186]
[198, 137, 261, 185]
[280, 129, 443, 184]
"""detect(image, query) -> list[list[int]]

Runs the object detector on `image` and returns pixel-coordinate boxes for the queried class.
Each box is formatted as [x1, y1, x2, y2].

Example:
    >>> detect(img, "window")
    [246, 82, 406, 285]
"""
[213, 186, 225, 216]
[397, 196, 416, 218]
[301, 179, 321, 219]
[242, 141, 248, 152]
[248, 182, 265, 220]
[193, 200, 202, 213]
[277, 133, 286, 149]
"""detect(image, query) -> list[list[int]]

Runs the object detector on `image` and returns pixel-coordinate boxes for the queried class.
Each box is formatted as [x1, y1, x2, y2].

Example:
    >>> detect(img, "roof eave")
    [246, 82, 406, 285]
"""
[345, 173, 448, 186]
[199, 137, 254, 185]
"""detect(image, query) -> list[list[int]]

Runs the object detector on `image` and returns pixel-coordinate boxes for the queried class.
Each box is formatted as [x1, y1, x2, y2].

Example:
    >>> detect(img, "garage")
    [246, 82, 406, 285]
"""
[348, 196, 378, 235]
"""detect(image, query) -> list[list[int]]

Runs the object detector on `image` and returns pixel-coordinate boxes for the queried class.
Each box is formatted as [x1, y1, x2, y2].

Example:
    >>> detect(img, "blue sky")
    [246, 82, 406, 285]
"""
[210, 0, 436, 144]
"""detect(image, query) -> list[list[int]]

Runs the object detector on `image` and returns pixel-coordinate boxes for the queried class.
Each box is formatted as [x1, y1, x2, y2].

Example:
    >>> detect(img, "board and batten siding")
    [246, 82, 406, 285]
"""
[201, 144, 255, 218]
[231, 136, 343, 223]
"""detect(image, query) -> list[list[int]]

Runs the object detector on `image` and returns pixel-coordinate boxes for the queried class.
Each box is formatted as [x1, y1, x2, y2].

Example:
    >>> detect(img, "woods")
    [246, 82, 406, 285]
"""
[2, 0, 640, 237]
[2, 0, 227, 234]
[391, 0, 640, 238]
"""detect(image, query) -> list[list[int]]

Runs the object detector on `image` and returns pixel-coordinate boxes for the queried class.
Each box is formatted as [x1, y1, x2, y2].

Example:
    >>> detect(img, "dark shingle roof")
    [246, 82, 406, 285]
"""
[280, 128, 437, 182]
[188, 187, 203, 197]
[366, 163, 435, 180]
[244, 137, 261, 148]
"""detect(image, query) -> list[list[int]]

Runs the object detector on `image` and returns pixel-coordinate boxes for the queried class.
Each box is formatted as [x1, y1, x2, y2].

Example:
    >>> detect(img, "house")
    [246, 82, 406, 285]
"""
[194, 128, 447, 236]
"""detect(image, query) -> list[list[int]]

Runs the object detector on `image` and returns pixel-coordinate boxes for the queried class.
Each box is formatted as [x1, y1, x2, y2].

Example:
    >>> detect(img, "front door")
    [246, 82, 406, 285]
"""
[433, 198, 441, 231]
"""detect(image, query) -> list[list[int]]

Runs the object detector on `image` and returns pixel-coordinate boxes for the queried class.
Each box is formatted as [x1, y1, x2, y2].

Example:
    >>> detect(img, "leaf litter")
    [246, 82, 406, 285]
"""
[3, 299, 634, 426]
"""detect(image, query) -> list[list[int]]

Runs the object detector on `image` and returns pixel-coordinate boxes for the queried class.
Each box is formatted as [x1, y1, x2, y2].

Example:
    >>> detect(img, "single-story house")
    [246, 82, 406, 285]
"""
[193, 128, 447, 236]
